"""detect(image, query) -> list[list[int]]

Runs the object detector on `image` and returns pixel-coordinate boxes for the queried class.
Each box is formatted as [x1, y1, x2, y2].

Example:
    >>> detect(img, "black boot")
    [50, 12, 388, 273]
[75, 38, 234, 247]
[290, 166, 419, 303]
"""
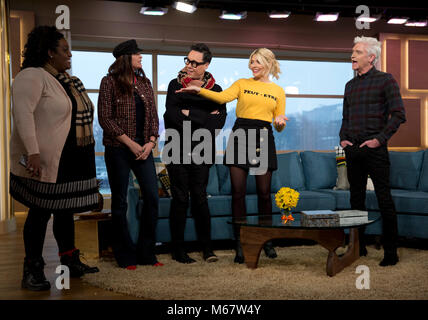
[263, 241, 277, 259]
[60, 249, 99, 278]
[22, 257, 51, 291]
[203, 247, 218, 263]
[379, 247, 399, 267]
[233, 225, 244, 264]
[171, 248, 196, 264]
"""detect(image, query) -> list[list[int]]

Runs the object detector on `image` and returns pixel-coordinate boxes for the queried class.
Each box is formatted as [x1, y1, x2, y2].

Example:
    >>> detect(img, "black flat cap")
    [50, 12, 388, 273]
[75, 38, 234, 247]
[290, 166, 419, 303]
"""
[113, 39, 143, 59]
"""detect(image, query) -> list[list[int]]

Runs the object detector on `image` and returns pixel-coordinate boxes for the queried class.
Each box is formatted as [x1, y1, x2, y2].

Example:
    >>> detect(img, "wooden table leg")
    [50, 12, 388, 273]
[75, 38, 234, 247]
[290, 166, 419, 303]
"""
[326, 227, 360, 277]
[239, 225, 359, 276]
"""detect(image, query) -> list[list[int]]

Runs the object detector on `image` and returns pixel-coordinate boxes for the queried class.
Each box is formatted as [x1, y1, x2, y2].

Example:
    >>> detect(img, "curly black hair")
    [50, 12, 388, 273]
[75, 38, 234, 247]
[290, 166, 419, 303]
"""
[21, 26, 64, 69]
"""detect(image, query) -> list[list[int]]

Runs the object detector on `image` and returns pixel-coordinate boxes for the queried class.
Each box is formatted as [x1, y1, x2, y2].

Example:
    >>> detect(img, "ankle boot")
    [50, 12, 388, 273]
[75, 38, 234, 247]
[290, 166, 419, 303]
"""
[60, 249, 99, 278]
[263, 241, 277, 259]
[22, 257, 51, 291]
[379, 247, 399, 267]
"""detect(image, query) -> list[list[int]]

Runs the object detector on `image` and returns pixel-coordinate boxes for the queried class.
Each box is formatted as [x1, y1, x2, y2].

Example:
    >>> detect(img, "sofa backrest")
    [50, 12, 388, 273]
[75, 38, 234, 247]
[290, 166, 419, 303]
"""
[389, 150, 425, 190]
[300, 151, 337, 190]
[275, 152, 306, 191]
[206, 165, 220, 196]
[418, 150, 428, 191]
[216, 164, 260, 195]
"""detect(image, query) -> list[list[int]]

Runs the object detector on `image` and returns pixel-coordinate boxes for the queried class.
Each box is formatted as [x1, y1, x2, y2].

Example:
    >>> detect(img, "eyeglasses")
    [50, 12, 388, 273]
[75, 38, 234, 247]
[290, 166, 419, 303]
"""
[184, 57, 205, 68]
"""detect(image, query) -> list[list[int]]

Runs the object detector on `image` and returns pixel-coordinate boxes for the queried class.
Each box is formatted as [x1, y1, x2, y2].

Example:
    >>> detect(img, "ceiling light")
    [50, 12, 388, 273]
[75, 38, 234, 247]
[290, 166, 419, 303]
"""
[315, 12, 339, 22]
[219, 11, 247, 20]
[140, 7, 168, 16]
[356, 15, 380, 23]
[173, 1, 197, 14]
[387, 17, 409, 24]
[405, 20, 428, 27]
[268, 11, 291, 19]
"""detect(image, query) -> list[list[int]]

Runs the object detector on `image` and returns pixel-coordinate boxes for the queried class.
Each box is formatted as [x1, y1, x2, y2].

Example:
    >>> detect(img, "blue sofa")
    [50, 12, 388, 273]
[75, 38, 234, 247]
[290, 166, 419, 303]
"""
[126, 150, 428, 244]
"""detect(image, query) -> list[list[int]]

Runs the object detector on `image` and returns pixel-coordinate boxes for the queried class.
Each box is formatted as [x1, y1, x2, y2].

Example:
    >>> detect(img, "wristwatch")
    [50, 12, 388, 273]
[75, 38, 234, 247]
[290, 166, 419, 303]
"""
[149, 139, 157, 147]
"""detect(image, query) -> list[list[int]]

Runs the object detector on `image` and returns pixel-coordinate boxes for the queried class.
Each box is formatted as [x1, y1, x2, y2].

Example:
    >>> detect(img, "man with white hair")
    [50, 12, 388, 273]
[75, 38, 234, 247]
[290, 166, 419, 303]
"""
[339, 36, 406, 266]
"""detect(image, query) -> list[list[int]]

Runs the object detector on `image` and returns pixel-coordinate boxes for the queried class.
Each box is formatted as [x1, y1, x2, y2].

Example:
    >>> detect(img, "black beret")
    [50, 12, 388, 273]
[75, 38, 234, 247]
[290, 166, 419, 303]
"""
[113, 39, 143, 59]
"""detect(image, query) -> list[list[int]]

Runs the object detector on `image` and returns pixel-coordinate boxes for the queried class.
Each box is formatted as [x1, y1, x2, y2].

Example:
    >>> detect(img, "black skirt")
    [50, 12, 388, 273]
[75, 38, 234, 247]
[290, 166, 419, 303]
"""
[223, 118, 277, 172]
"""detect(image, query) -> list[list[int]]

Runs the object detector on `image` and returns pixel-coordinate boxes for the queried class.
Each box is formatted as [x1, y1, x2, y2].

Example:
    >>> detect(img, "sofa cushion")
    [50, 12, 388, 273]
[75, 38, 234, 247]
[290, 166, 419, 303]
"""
[417, 150, 428, 191]
[390, 190, 428, 215]
[276, 152, 306, 191]
[300, 151, 337, 190]
[206, 165, 220, 196]
[389, 151, 424, 190]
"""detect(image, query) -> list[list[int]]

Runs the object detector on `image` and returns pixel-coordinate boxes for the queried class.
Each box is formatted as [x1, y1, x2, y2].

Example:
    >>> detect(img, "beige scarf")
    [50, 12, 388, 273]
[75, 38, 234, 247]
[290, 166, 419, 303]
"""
[44, 63, 94, 147]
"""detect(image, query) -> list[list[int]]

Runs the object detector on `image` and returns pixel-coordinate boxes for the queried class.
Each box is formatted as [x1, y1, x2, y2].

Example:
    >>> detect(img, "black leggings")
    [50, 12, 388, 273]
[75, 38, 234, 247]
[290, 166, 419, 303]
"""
[23, 208, 75, 260]
[230, 166, 272, 220]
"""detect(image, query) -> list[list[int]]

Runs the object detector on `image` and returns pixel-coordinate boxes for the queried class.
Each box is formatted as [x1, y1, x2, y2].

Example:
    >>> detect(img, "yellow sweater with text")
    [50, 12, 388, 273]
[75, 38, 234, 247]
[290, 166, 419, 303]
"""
[199, 78, 286, 124]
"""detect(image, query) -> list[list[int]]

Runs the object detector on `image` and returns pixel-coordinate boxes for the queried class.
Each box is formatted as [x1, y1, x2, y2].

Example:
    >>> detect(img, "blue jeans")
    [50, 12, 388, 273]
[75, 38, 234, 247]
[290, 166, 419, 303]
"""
[105, 146, 159, 267]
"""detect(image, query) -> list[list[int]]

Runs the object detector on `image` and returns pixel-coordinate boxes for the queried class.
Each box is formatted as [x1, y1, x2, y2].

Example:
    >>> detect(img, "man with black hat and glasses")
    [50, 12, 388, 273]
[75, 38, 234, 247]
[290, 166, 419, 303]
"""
[98, 39, 162, 269]
[163, 43, 226, 263]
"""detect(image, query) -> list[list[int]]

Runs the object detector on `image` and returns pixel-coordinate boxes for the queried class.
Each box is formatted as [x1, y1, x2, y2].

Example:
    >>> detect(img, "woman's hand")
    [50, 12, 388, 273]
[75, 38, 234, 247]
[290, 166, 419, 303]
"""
[27, 154, 41, 177]
[136, 142, 154, 161]
[274, 115, 289, 131]
[175, 85, 200, 94]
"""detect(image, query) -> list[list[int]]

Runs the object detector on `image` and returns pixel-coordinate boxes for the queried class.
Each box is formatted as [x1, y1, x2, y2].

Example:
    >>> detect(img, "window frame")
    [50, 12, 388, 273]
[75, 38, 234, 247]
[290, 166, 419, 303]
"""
[71, 47, 351, 194]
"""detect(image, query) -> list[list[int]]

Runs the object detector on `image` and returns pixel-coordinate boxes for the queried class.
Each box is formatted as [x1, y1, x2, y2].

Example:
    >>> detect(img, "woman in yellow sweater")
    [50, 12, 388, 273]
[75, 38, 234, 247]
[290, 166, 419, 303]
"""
[177, 48, 288, 263]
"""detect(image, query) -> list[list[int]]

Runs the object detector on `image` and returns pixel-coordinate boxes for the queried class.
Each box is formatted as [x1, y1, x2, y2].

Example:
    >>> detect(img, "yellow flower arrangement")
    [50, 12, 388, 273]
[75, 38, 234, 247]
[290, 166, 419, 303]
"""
[275, 187, 300, 224]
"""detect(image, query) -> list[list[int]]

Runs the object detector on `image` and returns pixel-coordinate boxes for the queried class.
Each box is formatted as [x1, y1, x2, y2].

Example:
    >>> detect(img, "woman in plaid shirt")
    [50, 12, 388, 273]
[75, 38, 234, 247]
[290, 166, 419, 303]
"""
[98, 39, 161, 269]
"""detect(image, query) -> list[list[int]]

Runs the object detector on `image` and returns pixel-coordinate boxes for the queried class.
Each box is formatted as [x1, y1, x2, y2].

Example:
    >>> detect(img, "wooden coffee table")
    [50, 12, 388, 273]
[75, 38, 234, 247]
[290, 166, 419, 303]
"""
[230, 212, 380, 277]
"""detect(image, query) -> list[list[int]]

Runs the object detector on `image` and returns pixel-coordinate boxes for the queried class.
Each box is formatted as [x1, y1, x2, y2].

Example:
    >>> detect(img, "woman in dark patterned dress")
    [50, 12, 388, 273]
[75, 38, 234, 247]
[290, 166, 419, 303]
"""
[10, 26, 99, 291]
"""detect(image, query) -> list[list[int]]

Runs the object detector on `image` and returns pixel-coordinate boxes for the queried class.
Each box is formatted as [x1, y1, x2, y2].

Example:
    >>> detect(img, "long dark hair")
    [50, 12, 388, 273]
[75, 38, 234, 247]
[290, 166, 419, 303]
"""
[21, 26, 64, 70]
[108, 55, 146, 95]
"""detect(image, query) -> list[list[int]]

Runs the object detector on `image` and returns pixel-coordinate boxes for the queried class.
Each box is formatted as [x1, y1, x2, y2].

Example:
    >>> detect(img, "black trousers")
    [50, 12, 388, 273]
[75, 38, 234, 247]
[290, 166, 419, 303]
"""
[23, 208, 75, 260]
[167, 163, 212, 252]
[105, 146, 159, 267]
[345, 144, 398, 254]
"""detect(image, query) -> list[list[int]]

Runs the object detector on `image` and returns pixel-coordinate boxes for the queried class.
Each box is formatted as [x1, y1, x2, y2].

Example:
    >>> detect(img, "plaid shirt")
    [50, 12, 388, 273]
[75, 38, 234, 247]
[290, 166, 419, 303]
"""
[339, 67, 406, 145]
[98, 74, 159, 147]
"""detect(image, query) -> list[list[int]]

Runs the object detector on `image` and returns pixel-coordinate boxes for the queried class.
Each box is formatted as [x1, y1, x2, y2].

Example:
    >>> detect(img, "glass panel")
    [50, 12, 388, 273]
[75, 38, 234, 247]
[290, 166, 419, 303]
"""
[274, 97, 344, 150]
[157, 94, 166, 149]
[277, 60, 353, 95]
[209, 56, 252, 89]
[87, 93, 104, 153]
[157, 55, 184, 91]
[71, 51, 152, 89]
[96, 156, 110, 194]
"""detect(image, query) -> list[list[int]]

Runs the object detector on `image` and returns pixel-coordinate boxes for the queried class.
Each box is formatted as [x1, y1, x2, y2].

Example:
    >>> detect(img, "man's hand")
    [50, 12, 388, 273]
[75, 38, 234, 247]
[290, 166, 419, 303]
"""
[136, 142, 154, 161]
[360, 138, 381, 148]
[340, 140, 353, 148]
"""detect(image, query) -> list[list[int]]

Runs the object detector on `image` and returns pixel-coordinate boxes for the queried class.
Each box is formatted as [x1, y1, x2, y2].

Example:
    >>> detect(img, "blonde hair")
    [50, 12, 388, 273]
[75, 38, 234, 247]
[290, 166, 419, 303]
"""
[248, 48, 281, 80]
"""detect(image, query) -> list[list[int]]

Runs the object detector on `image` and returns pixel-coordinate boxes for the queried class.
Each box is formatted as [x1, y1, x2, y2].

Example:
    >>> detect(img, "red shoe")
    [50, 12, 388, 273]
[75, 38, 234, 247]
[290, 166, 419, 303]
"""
[126, 265, 137, 270]
[153, 262, 164, 267]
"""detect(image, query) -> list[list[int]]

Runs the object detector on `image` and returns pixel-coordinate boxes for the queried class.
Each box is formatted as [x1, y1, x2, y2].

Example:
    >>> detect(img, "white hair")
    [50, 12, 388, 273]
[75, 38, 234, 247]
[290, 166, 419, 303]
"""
[354, 36, 381, 66]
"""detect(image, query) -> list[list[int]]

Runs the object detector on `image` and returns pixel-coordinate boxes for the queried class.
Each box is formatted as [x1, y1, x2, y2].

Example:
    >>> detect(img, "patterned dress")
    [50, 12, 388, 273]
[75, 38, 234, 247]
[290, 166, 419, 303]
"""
[10, 77, 99, 213]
